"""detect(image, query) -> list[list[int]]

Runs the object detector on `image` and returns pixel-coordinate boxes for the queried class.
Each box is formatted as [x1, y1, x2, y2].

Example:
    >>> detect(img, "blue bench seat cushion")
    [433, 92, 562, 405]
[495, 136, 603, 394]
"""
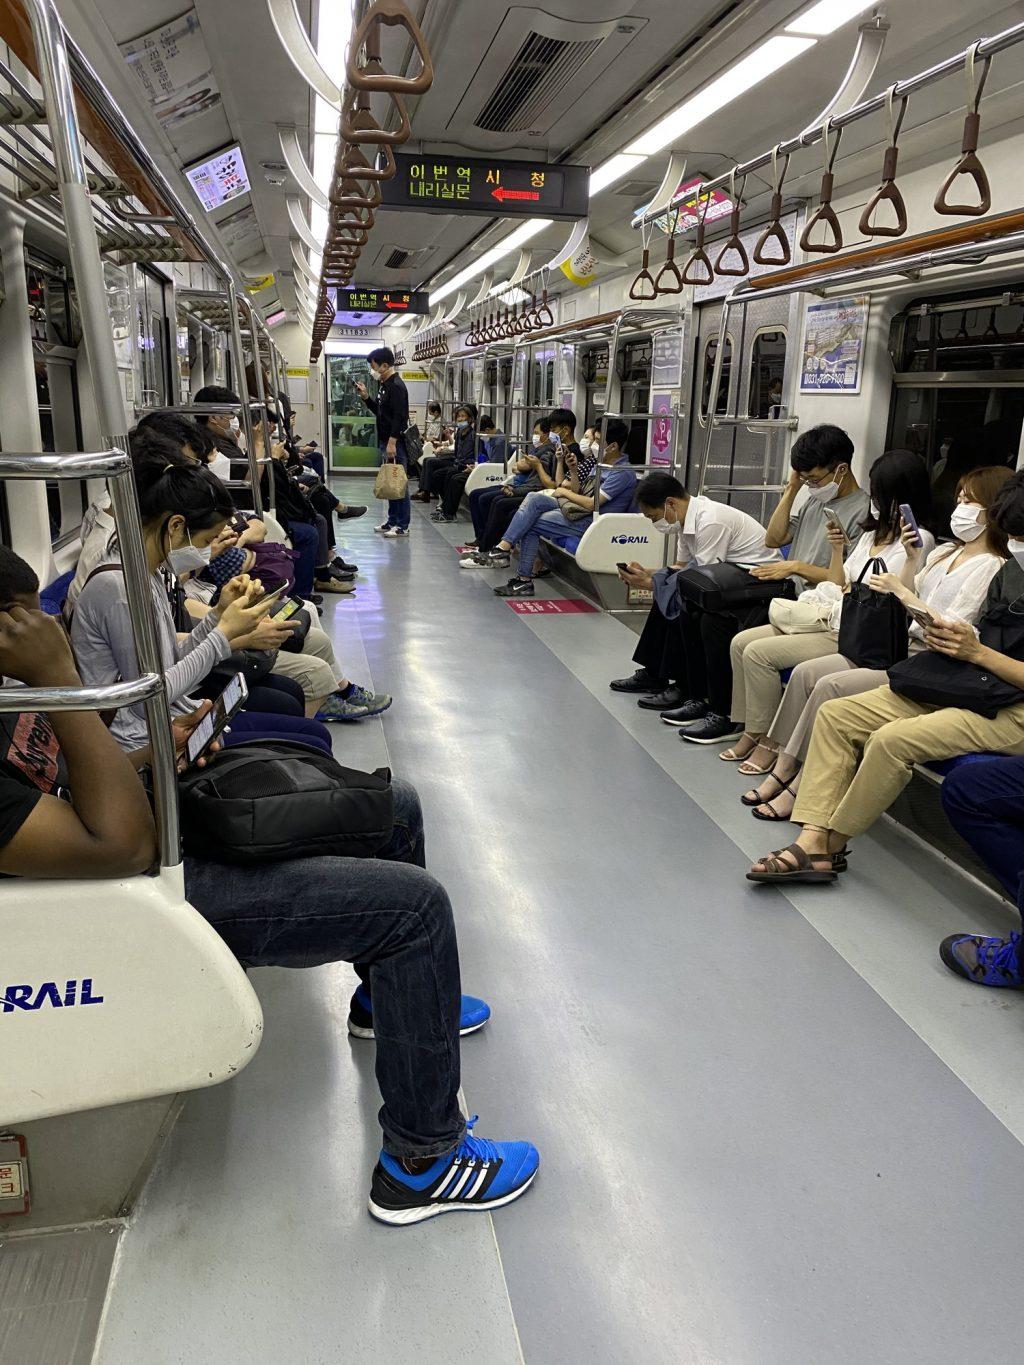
[925, 752, 1003, 778]
[541, 528, 586, 554]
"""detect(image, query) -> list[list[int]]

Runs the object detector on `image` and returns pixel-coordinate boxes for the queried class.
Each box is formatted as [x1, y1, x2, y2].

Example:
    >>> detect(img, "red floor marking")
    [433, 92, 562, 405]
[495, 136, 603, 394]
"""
[505, 598, 598, 615]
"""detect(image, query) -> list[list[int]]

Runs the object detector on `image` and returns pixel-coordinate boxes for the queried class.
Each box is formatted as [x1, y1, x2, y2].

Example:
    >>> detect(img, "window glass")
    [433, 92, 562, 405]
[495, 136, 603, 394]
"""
[700, 336, 732, 418]
[748, 330, 787, 416]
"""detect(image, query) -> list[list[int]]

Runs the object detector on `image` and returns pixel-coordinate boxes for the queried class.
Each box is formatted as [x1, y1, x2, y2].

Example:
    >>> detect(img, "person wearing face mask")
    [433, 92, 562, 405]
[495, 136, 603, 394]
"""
[70, 442, 333, 756]
[433, 410, 500, 523]
[356, 347, 412, 537]
[611, 473, 781, 731]
[727, 450, 938, 795]
[460, 419, 557, 561]
[414, 405, 477, 509]
[747, 464, 1016, 886]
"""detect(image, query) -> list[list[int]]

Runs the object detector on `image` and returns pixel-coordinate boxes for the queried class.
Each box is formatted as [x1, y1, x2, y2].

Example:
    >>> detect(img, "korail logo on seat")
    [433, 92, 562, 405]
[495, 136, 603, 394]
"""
[1, 978, 104, 1013]
[610, 534, 650, 545]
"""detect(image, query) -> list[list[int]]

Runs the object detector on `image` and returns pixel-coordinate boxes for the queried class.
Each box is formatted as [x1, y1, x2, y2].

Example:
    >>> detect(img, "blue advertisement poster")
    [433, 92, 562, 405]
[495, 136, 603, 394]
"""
[799, 295, 869, 394]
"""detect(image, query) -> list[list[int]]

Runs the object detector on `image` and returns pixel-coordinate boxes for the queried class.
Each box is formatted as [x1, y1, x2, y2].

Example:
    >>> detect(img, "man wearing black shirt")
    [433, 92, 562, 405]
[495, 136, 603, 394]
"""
[357, 347, 411, 538]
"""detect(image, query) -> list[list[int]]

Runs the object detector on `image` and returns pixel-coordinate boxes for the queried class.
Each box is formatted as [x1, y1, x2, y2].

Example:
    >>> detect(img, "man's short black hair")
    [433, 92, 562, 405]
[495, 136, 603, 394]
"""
[0, 544, 39, 606]
[790, 424, 854, 473]
[137, 411, 215, 460]
[604, 419, 629, 449]
[548, 407, 576, 433]
[427, 401, 442, 415]
[479, 414, 497, 433]
[989, 469, 1024, 538]
[636, 472, 686, 508]
[534, 417, 551, 434]
[194, 385, 239, 426]
[368, 347, 395, 368]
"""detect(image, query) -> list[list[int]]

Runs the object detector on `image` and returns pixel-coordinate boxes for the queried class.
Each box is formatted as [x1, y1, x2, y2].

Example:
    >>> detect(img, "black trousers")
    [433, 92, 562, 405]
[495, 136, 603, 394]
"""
[440, 466, 472, 518]
[480, 493, 525, 551]
[633, 598, 771, 717]
[421, 455, 455, 494]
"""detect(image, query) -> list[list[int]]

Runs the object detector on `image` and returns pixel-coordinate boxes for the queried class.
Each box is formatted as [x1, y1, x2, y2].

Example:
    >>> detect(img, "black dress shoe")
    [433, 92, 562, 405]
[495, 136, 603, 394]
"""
[329, 567, 357, 582]
[337, 505, 367, 519]
[637, 686, 685, 711]
[332, 557, 358, 573]
[609, 668, 669, 694]
[308, 593, 324, 605]
[680, 713, 744, 745]
[660, 700, 709, 727]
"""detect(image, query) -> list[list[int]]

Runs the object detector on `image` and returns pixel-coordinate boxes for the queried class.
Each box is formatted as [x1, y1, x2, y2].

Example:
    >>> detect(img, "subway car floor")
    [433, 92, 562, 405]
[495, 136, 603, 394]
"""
[94, 479, 1024, 1365]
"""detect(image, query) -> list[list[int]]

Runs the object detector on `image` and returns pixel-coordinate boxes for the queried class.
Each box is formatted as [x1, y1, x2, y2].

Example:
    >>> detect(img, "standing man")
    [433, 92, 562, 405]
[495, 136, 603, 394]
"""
[357, 347, 411, 539]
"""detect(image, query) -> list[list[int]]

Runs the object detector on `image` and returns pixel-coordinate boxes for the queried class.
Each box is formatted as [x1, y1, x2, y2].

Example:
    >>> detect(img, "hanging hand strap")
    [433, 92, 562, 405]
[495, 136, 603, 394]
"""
[753, 145, 792, 266]
[934, 43, 992, 216]
[653, 209, 684, 294]
[714, 170, 750, 277]
[858, 85, 909, 238]
[629, 220, 658, 300]
[681, 184, 714, 286]
[347, 1, 434, 95]
[799, 119, 844, 254]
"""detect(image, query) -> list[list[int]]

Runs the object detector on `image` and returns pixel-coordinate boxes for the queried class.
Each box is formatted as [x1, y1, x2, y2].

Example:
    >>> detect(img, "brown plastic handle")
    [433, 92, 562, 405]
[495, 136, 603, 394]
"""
[653, 236, 684, 295]
[341, 140, 397, 183]
[935, 114, 991, 215]
[330, 178, 380, 211]
[341, 86, 411, 146]
[629, 249, 657, 300]
[681, 229, 714, 285]
[799, 172, 843, 254]
[348, 2, 433, 95]
[859, 145, 908, 237]
[714, 206, 750, 276]
[537, 288, 554, 328]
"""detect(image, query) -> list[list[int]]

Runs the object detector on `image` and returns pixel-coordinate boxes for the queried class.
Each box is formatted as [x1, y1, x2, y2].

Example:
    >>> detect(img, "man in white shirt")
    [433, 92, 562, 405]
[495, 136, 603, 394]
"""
[611, 473, 782, 739]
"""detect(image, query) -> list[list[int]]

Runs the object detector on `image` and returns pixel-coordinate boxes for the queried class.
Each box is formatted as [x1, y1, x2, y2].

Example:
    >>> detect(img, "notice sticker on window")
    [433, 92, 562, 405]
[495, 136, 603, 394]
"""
[0, 1134, 30, 1215]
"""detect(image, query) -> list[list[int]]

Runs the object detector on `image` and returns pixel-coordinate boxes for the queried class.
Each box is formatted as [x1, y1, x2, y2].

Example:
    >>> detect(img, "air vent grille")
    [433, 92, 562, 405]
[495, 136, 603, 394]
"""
[385, 248, 410, 268]
[475, 32, 602, 133]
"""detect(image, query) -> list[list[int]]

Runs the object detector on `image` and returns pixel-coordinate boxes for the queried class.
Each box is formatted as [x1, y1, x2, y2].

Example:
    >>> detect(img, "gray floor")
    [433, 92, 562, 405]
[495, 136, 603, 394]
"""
[96, 482, 1024, 1365]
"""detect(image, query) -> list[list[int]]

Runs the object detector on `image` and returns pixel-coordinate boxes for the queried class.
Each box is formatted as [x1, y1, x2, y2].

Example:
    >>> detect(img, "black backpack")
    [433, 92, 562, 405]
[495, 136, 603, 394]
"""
[404, 424, 424, 463]
[178, 741, 394, 863]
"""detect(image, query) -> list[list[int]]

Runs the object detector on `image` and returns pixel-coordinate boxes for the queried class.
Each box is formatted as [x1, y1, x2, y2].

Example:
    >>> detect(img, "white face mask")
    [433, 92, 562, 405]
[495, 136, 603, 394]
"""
[167, 528, 211, 575]
[578, 440, 592, 455]
[532, 434, 542, 448]
[870, 499, 880, 518]
[806, 467, 846, 502]
[1008, 538, 1024, 569]
[950, 502, 987, 542]
[652, 506, 677, 535]
[228, 416, 240, 435]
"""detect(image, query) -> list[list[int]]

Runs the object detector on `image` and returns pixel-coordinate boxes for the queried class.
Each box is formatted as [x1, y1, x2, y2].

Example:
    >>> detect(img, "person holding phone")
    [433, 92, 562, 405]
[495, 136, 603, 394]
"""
[724, 451, 936, 787]
[357, 347, 412, 537]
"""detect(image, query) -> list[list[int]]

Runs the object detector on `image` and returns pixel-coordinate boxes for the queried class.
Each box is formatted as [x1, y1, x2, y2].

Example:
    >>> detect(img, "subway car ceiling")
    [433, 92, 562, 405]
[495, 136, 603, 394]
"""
[46, 0, 1024, 323]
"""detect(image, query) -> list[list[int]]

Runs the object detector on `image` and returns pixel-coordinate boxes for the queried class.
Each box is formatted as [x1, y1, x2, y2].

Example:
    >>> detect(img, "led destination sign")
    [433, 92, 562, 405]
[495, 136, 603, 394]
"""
[380, 154, 590, 221]
[332, 289, 431, 315]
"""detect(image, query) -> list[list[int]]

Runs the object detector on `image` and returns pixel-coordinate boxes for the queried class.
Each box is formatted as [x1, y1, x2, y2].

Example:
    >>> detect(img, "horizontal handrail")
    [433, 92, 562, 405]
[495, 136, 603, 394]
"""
[703, 482, 786, 493]
[0, 448, 128, 479]
[601, 410, 681, 421]
[0, 674, 164, 714]
[711, 416, 800, 430]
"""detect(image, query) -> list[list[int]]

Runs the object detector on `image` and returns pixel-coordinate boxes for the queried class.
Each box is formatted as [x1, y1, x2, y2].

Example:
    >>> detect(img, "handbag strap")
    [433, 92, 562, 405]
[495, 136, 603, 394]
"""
[854, 556, 888, 584]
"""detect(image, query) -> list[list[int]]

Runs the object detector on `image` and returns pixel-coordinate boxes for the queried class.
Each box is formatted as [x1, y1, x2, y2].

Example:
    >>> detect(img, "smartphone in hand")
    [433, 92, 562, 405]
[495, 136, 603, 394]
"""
[823, 506, 852, 547]
[185, 672, 249, 767]
[899, 503, 923, 547]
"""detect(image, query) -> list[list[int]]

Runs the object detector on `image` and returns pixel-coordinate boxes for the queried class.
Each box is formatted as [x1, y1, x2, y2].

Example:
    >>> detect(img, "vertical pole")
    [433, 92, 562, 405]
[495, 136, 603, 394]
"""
[24, 0, 180, 865]
[226, 278, 265, 517]
[694, 296, 733, 498]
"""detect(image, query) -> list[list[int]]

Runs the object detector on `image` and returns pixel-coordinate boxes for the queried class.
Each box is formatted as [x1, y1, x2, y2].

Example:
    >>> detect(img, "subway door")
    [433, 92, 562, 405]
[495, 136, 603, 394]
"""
[730, 298, 793, 522]
[135, 267, 173, 410]
[688, 301, 736, 505]
[617, 335, 652, 464]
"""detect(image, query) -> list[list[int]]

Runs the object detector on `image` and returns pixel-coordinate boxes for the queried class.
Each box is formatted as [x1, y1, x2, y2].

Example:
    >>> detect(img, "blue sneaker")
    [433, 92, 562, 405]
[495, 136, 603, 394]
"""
[939, 931, 1024, 987]
[368, 1117, 539, 1225]
[344, 684, 393, 717]
[347, 984, 491, 1039]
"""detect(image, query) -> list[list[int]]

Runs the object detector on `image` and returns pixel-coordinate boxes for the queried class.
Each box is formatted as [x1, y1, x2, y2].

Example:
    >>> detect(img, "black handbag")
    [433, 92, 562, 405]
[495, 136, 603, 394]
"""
[838, 558, 910, 669]
[675, 561, 796, 612]
[178, 741, 395, 863]
[888, 592, 1024, 718]
[206, 648, 277, 691]
[276, 603, 312, 654]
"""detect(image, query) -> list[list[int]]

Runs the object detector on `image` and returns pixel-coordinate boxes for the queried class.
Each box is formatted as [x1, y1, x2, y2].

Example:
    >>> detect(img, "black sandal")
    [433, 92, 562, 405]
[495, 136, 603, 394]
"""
[741, 772, 793, 808]
[747, 843, 837, 884]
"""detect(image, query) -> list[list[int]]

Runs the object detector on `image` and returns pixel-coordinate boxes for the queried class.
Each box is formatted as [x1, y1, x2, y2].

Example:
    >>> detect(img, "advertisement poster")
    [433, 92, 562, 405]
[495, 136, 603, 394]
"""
[120, 9, 222, 131]
[800, 295, 870, 395]
[650, 393, 674, 467]
[185, 145, 250, 213]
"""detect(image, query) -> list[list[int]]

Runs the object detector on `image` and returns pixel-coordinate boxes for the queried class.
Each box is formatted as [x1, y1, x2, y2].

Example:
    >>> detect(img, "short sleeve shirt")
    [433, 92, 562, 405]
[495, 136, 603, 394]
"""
[0, 712, 65, 853]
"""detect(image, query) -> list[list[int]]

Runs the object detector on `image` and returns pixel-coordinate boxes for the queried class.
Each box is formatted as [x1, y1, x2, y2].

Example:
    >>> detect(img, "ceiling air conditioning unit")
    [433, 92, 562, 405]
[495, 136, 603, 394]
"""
[448, 8, 646, 142]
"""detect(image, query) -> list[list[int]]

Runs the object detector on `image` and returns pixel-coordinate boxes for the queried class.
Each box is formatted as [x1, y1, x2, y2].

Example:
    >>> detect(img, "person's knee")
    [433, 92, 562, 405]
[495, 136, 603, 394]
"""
[940, 767, 977, 818]
[865, 718, 912, 763]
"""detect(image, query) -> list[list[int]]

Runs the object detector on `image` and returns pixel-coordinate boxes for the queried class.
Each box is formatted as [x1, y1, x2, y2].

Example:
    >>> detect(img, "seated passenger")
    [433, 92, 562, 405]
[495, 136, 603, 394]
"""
[491, 413, 635, 598]
[0, 546, 538, 1225]
[747, 470, 1024, 885]
[414, 405, 477, 504]
[432, 405, 486, 523]
[612, 426, 868, 736]
[461, 418, 557, 561]
[423, 400, 445, 446]
[743, 465, 1005, 821]
[611, 473, 782, 740]
[725, 449, 937, 780]
[71, 445, 334, 755]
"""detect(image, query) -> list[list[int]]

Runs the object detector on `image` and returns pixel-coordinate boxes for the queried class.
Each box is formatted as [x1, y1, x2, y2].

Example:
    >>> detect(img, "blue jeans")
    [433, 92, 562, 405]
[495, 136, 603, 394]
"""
[223, 710, 333, 756]
[502, 491, 587, 576]
[379, 438, 410, 530]
[303, 450, 325, 479]
[183, 778, 464, 1157]
[941, 756, 1024, 968]
[286, 520, 319, 596]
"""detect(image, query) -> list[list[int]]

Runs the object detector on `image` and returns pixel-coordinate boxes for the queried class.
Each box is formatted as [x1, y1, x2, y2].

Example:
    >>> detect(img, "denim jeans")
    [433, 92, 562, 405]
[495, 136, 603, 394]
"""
[379, 438, 411, 530]
[941, 756, 1024, 969]
[183, 778, 465, 1157]
[286, 520, 319, 596]
[502, 491, 586, 575]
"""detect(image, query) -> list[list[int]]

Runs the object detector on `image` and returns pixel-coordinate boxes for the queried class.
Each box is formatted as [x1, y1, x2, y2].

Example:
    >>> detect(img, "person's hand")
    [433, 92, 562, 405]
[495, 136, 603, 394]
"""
[868, 571, 904, 597]
[0, 605, 79, 687]
[825, 521, 847, 551]
[216, 581, 276, 642]
[501, 485, 514, 495]
[619, 562, 653, 590]
[923, 617, 982, 662]
[355, 380, 368, 398]
[385, 437, 398, 460]
[525, 453, 542, 469]
[171, 701, 221, 772]
[270, 440, 289, 462]
[750, 562, 793, 582]
[216, 574, 256, 612]
[209, 527, 239, 559]
[230, 615, 298, 651]
[900, 518, 924, 561]
[786, 468, 804, 494]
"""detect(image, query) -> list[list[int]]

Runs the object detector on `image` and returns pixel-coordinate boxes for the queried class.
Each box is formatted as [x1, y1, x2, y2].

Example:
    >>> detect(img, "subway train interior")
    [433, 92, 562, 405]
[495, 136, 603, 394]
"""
[4, 0, 1024, 1360]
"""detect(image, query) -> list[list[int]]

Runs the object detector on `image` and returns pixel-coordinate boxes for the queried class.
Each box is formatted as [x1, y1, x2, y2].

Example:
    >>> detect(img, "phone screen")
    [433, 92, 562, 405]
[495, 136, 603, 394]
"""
[908, 606, 936, 629]
[899, 503, 923, 547]
[186, 672, 248, 766]
[270, 597, 301, 621]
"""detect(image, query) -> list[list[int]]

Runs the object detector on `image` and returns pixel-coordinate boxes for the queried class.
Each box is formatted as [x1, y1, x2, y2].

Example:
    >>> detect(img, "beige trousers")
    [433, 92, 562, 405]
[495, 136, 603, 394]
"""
[769, 656, 887, 763]
[269, 620, 342, 701]
[792, 685, 1024, 837]
[729, 624, 839, 736]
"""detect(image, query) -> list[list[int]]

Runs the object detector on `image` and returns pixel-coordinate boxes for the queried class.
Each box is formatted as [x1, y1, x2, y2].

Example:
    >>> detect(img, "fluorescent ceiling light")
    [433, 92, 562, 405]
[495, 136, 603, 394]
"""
[589, 153, 646, 195]
[624, 35, 815, 158]
[431, 218, 551, 304]
[786, 0, 879, 36]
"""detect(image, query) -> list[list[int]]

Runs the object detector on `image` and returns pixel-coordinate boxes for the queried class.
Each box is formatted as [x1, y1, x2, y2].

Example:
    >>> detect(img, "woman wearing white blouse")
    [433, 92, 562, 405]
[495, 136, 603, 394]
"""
[747, 464, 1010, 821]
[724, 451, 936, 775]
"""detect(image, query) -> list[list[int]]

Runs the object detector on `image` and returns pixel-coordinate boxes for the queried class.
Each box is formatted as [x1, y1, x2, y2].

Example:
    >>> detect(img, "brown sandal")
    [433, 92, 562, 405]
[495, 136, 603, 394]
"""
[747, 843, 837, 884]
